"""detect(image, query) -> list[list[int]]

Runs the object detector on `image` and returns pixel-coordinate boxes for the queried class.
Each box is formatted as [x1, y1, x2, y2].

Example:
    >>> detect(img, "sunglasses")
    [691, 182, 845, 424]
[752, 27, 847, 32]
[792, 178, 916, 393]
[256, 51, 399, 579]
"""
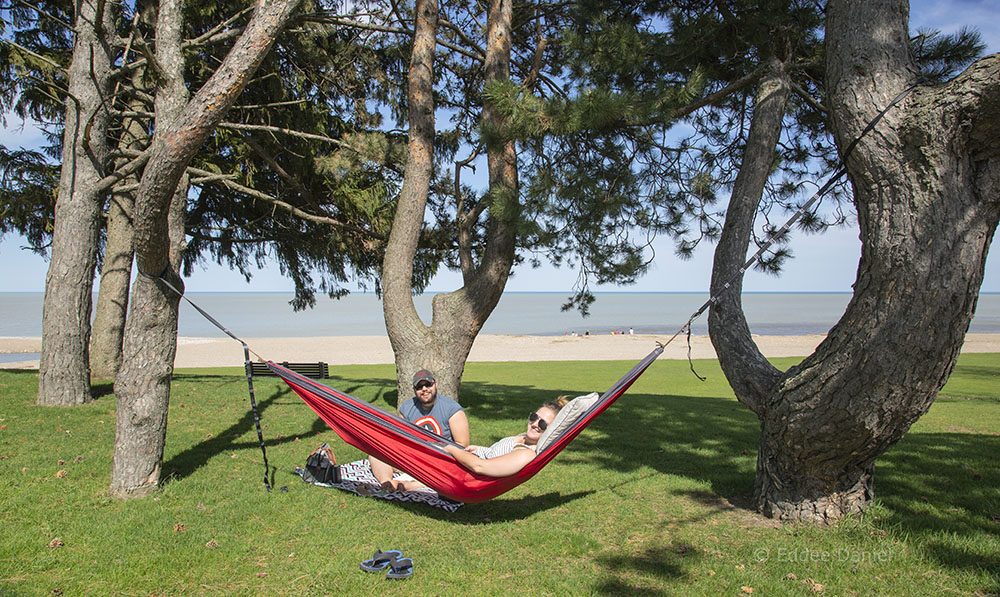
[414, 382, 434, 390]
[528, 412, 548, 431]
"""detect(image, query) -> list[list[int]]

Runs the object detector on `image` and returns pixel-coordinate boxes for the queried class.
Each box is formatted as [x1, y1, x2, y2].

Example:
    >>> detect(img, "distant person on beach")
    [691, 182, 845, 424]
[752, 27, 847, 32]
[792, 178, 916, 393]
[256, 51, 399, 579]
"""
[370, 368, 470, 490]
[390, 396, 568, 490]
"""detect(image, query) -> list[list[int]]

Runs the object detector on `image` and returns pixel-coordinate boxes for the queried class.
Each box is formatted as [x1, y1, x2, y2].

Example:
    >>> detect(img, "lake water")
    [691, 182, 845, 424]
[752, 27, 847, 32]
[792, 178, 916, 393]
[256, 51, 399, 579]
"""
[2, 291, 999, 340]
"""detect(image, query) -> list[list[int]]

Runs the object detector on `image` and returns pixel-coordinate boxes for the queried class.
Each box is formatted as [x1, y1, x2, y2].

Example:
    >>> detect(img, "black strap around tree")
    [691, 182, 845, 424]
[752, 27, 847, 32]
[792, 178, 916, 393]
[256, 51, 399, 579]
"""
[137, 269, 273, 493]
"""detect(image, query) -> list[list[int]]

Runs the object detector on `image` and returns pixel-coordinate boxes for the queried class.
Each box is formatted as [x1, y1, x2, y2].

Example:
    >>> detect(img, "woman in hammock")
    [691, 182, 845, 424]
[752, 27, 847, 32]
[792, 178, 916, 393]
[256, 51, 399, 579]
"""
[385, 396, 567, 491]
[443, 395, 568, 477]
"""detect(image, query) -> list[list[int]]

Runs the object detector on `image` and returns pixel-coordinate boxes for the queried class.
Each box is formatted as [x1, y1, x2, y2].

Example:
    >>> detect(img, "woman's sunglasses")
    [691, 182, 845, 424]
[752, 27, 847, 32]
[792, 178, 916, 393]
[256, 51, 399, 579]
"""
[528, 412, 548, 431]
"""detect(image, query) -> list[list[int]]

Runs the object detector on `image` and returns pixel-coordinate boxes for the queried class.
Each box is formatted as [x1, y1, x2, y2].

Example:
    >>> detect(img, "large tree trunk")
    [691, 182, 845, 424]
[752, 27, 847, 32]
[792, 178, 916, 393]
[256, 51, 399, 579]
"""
[37, 0, 115, 405]
[709, 0, 1000, 522]
[382, 0, 518, 402]
[110, 0, 302, 498]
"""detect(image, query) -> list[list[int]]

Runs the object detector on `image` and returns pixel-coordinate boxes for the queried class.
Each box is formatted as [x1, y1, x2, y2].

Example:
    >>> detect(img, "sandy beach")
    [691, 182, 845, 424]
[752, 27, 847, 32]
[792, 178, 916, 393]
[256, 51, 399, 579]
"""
[2, 333, 999, 369]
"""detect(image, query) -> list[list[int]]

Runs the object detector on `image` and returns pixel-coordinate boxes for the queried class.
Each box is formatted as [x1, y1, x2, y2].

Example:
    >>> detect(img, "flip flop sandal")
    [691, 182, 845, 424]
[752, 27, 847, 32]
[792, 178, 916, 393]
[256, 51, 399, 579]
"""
[359, 549, 402, 573]
[385, 557, 414, 580]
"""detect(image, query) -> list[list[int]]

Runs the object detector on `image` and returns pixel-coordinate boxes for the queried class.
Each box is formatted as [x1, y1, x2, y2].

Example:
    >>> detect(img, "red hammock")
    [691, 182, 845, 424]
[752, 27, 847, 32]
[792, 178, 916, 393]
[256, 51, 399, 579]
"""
[269, 347, 661, 503]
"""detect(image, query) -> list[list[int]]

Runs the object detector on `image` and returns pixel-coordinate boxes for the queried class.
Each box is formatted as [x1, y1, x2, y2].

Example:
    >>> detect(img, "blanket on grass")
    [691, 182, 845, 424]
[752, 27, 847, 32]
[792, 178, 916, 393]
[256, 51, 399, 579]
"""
[294, 459, 465, 512]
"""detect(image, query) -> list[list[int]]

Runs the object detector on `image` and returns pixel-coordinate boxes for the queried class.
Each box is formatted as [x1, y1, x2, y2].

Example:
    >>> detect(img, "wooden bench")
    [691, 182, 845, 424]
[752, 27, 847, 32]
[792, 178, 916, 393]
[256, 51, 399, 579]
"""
[249, 361, 329, 379]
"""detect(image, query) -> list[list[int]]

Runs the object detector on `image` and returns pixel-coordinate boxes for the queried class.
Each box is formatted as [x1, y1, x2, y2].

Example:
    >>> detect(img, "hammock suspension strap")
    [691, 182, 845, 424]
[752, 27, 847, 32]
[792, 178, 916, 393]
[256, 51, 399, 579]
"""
[137, 269, 273, 492]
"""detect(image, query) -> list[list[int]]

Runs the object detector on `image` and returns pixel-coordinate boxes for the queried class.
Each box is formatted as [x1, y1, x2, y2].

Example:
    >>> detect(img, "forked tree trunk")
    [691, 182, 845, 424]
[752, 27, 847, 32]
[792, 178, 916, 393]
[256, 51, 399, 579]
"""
[37, 0, 114, 405]
[709, 0, 1000, 522]
[110, 0, 302, 498]
[382, 0, 518, 402]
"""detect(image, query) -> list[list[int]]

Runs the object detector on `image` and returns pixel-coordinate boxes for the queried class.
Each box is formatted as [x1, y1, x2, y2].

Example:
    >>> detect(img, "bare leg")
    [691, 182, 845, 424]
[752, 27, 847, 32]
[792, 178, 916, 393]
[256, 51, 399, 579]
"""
[369, 455, 396, 490]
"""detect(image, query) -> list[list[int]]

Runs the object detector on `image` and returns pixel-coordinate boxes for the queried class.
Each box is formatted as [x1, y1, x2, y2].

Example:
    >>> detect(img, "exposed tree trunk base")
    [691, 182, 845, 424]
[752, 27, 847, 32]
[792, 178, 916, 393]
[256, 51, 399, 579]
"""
[754, 455, 873, 523]
[108, 469, 161, 499]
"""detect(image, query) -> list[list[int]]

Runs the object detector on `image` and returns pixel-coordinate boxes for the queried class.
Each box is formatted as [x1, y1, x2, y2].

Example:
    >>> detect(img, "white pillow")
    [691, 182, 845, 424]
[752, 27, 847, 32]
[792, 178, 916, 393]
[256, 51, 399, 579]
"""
[536, 392, 600, 452]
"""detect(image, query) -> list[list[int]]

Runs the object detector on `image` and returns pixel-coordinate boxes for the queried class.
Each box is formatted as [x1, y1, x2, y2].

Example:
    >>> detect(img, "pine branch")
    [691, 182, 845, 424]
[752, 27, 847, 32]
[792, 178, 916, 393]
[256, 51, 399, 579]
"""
[183, 7, 253, 49]
[185, 165, 385, 241]
[13, 0, 73, 32]
[305, 14, 484, 62]
[789, 79, 827, 114]
[96, 147, 151, 192]
[1, 39, 66, 74]
[216, 121, 350, 149]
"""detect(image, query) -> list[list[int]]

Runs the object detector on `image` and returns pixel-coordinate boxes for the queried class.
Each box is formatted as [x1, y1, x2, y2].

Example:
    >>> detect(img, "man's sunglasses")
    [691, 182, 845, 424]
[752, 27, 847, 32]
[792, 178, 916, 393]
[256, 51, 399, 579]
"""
[414, 382, 434, 390]
[528, 412, 548, 431]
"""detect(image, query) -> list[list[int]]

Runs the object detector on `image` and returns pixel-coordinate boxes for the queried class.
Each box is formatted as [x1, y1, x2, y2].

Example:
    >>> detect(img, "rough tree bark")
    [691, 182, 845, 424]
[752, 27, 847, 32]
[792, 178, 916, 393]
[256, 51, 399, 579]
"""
[37, 0, 115, 405]
[110, 0, 302, 498]
[382, 0, 518, 402]
[708, 0, 1000, 522]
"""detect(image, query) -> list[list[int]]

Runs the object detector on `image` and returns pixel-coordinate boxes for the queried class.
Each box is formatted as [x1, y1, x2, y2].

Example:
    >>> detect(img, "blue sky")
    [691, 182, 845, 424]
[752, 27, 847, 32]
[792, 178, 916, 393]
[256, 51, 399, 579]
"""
[1, 1, 998, 293]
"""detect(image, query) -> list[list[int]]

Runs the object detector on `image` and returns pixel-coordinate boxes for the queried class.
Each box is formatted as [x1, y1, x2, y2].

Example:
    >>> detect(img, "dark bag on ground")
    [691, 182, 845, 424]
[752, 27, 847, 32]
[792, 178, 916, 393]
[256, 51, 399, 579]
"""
[302, 443, 341, 484]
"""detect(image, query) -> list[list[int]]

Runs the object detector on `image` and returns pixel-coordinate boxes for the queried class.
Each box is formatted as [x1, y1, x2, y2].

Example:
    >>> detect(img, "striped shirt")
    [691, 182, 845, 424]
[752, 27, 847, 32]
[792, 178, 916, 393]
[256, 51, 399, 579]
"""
[474, 434, 534, 459]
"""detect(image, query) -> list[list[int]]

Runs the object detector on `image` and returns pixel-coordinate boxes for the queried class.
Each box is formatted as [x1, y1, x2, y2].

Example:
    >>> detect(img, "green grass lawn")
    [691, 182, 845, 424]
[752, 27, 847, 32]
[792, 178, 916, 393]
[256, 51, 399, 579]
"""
[1, 353, 998, 595]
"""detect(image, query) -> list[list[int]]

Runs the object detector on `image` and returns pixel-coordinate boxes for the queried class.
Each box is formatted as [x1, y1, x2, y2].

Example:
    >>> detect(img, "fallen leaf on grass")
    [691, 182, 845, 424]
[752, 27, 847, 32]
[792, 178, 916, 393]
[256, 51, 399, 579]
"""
[786, 573, 797, 580]
[58, 460, 65, 466]
[741, 587, 754, 594]
[804, 578, 824, 592]
[55, 470, 67, 478]
[48, 537, 64, 549]
[174, 523, 187, 532]
[256, 572, 267, 578]
[205, 540, 218, 549]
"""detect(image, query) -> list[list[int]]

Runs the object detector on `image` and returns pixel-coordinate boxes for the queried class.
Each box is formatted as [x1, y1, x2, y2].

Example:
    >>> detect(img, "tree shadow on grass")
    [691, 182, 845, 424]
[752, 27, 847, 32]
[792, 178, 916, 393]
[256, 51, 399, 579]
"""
[161, 375, 331, 485]
[91, 380, 114, 400]
[593, 542, 702, 595]
[876, 431, 1000, 582]
[369, 490, 596, 522]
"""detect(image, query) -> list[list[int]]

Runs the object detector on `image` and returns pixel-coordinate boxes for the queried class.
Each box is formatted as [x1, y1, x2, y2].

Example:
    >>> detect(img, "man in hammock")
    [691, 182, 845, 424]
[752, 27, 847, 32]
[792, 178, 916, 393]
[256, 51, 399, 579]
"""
[370, 368, 471, 490]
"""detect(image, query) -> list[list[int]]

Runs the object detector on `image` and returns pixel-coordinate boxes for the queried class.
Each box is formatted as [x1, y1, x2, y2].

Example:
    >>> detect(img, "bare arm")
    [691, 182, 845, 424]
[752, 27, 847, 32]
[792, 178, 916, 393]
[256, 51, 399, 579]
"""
[443, 443, 535, 477]
[449, 410, 471, 446]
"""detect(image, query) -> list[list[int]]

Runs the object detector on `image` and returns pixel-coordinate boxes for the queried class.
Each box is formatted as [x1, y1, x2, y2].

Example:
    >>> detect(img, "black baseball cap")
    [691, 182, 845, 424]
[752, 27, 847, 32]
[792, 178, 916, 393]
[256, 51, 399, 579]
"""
[412, 369, 436, 387]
